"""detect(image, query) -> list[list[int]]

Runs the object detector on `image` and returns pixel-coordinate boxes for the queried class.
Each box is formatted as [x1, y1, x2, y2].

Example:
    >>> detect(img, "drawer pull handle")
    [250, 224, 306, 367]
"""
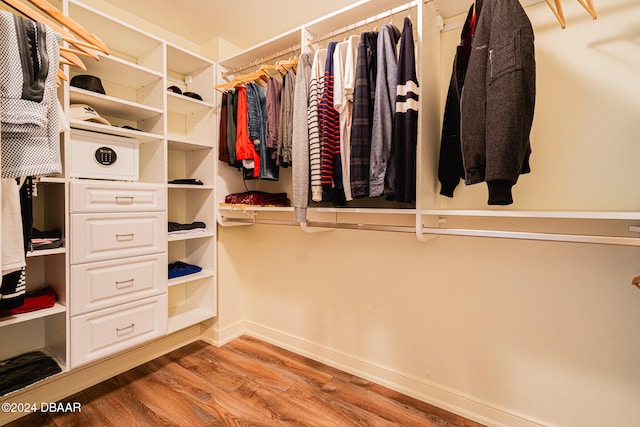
[116, 323, 135, 335]
[115, 279, 135, 289]
[115, 196, 134, 204]
[116, 233, 135, 241]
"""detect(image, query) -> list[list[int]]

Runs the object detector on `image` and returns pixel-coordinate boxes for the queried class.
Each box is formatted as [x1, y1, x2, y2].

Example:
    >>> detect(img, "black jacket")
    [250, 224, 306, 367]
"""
[460, 0, 536, 205]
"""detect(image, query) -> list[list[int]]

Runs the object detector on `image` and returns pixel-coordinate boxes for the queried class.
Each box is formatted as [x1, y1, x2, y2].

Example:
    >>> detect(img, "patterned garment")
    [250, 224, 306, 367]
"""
[308, 49, 327, 202]
[393, 17, 420, 203]
[0, 12, 62, 178]
[319, 42, 345, 205]
[349, 31, 378, 198]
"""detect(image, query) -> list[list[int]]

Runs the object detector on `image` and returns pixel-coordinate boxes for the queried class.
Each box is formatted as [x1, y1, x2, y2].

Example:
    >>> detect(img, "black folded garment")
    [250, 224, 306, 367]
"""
[168, 221, 206, 233]
[168, 178, 203, 185]
[0, 351, 61, 396]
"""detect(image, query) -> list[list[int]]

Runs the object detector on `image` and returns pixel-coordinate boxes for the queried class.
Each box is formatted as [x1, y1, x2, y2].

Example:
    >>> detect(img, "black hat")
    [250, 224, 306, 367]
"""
[70, 75, 105, 95]
[183, 91, 202, 101]
[167, 85, 182, 94]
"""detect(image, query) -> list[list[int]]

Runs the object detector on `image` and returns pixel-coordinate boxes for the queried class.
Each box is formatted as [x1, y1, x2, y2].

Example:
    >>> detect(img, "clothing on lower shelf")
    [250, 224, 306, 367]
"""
[224, 191, 290, 207]
[0, 350, 61, 396]
[168, 261, 202, 279]
[168, 178, 203, 185]
[168, 221, 207, 236]
[31, 228, 63, 251]
[0, 285, 56, 318]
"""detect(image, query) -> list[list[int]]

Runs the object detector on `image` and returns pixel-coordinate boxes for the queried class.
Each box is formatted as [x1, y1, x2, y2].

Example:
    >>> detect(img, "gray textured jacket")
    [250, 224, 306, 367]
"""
[460, 0, 536, 205]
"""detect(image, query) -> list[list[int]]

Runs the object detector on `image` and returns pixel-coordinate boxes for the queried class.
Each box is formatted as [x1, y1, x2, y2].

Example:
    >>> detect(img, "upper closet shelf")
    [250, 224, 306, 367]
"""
[69, 119, 163, 143]
[80, 53, 163, 88]
[70, 87, 163, 121]
[166, 92, 214, 115]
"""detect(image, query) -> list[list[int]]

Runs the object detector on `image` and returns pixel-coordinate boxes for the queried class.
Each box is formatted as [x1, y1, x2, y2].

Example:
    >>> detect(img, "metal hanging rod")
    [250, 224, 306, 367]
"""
[218, 216, 416, 234]
[313, 0, 418, 46]
[221, 44, 301, 80]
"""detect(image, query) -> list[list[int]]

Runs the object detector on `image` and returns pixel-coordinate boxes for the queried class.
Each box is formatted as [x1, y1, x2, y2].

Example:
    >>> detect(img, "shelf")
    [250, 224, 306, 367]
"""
[70, 88, 163, 122]
[38, 177, 65, 184]
[27, 248, 66, 258]
[77, 53, 163, 89]
[168, 231, 215, 242]
[167, 137, 213, 151]
[166, 43, 213, 76]
[0, 303, 66, 327]
[167, 92, 215, 115]
[168, 270, 215, 288]
[167, 305, 215, 334]
[168, 184, 214, 190]
[70, 120, 163, 143]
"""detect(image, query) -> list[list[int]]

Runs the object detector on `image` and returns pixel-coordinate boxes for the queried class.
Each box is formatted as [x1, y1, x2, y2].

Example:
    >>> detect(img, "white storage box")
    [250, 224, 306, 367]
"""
[70, 129, 139, 181]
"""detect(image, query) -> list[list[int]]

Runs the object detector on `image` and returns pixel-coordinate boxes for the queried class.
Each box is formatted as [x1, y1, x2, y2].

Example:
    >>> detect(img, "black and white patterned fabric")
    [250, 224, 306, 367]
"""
[0, 11, 62, 178]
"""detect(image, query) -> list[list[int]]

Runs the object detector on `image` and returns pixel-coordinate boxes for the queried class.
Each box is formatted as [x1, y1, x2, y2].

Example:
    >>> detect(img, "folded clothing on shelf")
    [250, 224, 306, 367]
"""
[0, 350, 62, 396]
[168, 221, 207, 236]
[0, 286, 57, 318]
[31, 228, 63, 251]
[168, 178, 203, 185]
[168, 261, 202, 279]
[224, 191, 290, 207]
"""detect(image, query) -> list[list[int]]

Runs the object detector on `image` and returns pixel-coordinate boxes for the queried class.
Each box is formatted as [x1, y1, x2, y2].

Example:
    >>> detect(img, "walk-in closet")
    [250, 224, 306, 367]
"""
[0, 0, 638, 426]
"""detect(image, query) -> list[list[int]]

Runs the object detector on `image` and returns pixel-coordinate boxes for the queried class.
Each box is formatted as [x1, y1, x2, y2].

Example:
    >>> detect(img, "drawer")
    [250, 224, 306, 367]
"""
[71, 181, 166, 213]
[71, 254, 168, 316]
[71, 295, 167, 367]
[71, 212, 167, 264]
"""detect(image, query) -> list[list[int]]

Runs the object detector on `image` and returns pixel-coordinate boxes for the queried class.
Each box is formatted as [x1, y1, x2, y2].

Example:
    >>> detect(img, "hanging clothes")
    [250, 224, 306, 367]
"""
[1, 178, 26, 310]
[349, 31, 378, 199]
[247, 82, 278, 180]
[369, 23, 401, 199]
[0, 12, 62, 179]
[460, 0, 536, 205]
[277, 69, 296, 167]
[438, 4, 476, 198]
[308, 48, 327, 202]
[320, 41, 345, 205]
[292, 52, 313, 223]
[225, 88, 240, 167]
[218, 92, 230, 164]
[393, 17, 420, 203]
[266, 77, 282, 156]
[333, 35, 360, 203]
[235, 85, 260, 178]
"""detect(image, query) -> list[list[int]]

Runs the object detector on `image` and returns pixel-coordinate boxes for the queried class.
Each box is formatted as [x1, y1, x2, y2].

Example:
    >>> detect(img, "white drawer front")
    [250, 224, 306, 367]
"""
[71, 295, 167, 367]
[71, 212, 167, 264]
[71, 254, 168, 316]
[71, 181, 166, 213]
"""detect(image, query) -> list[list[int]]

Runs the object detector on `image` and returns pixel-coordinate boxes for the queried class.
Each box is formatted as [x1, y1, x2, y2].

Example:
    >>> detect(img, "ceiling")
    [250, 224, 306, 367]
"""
[98, 0, 475, 50]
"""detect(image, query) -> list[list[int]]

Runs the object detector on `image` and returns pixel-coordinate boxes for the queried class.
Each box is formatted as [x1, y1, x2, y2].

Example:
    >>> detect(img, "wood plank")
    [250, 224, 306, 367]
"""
[5, 336, 485, 427]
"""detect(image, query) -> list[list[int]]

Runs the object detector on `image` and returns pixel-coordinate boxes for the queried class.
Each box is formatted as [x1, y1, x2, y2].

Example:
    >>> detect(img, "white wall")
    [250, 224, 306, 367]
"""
[213, 1, 640, 426]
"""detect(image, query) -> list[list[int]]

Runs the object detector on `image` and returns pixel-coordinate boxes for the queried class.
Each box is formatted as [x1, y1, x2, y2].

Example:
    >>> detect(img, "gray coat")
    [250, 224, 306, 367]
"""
[460, 0, 536, 205]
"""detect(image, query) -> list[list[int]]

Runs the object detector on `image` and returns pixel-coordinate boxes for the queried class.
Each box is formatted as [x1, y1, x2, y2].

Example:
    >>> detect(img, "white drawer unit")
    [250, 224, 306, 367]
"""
[69, 129, 139, 181]
[71, 212, 167, 264]
[71, 295, 167, 367]
[71, 254, 167, 316]
[71, 181, 166, 213]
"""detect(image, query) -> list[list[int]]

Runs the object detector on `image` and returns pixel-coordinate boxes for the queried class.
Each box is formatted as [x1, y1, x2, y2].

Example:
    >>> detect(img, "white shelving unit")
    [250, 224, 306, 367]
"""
[166, 43, 217, 333]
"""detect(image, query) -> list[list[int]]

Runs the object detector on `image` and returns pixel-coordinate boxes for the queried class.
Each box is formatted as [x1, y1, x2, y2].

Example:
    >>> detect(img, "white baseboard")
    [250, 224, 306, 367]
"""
[225, 321, 552, 427]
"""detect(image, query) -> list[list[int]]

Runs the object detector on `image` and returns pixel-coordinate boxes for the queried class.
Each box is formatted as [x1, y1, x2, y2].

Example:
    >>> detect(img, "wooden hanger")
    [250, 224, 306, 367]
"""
[545, 0, 598, 29]
[545, 0, 566, 29]
[28, 0, 109, 54]
[632, 275, 640, 289]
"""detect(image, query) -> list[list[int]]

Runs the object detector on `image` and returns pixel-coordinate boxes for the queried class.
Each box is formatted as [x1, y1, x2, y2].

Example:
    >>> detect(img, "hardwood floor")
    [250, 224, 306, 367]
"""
[6, 335, 485, 426]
